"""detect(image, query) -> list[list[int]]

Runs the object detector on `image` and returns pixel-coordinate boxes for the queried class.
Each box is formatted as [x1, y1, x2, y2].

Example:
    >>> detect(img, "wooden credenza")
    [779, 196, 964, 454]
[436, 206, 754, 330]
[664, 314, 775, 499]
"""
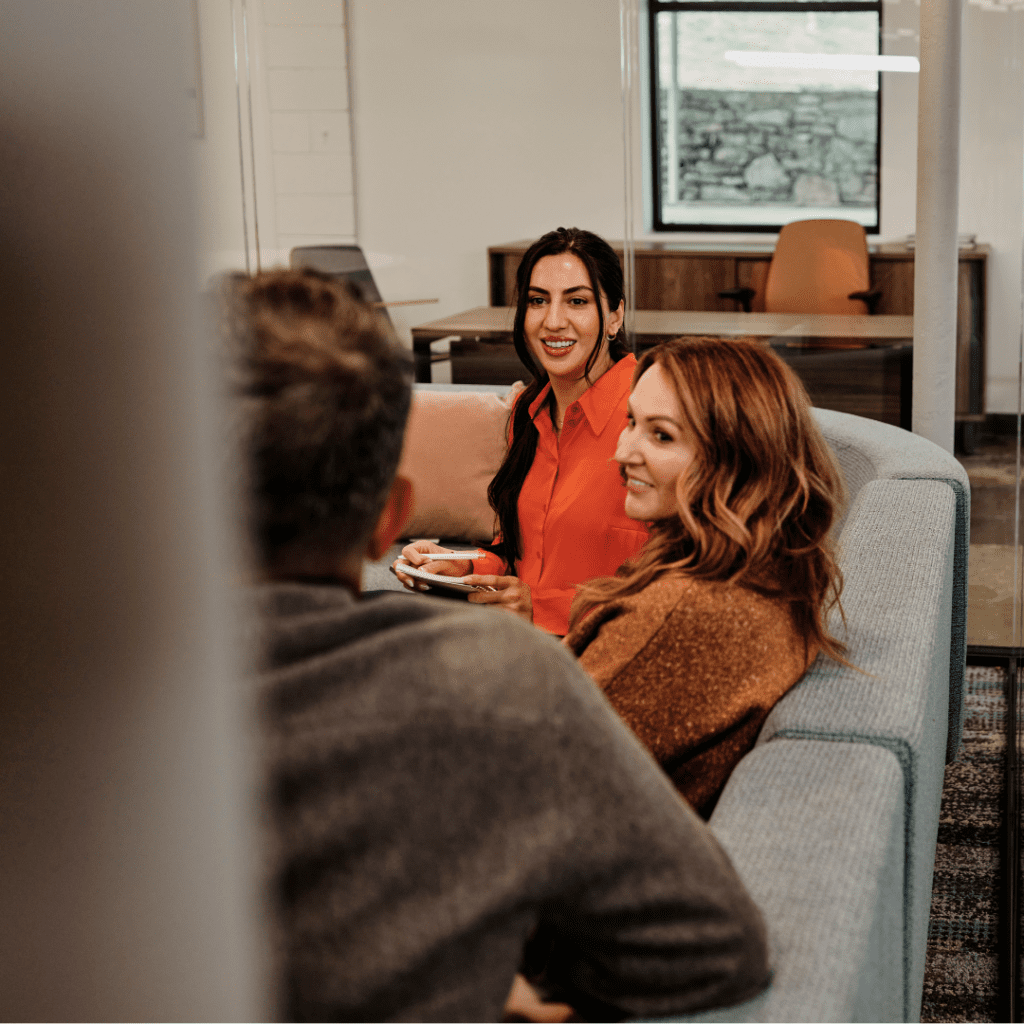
[488, 239, 987, 431]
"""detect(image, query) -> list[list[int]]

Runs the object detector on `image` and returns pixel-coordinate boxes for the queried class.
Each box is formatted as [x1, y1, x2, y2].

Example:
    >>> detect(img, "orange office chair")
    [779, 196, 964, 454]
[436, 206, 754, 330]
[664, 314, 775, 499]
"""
[720, 219, 882, 315]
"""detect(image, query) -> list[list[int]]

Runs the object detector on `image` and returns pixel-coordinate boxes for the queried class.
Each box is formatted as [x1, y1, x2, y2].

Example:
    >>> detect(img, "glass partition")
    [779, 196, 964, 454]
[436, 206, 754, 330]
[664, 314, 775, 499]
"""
[618, 1, 1024, 1020]
[194, 0, 1024, 1014]
[952, 6, 1024, 1016]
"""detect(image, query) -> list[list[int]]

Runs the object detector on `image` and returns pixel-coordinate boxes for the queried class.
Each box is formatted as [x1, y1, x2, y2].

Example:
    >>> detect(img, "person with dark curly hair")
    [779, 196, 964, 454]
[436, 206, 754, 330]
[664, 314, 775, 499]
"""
[566, 337, 848, 818]
[224, 270, 770, 1022]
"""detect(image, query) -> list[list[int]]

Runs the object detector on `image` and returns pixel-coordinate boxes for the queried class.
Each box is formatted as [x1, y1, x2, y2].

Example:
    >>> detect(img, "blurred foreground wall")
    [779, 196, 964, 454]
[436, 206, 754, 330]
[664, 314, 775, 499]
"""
[0, 3, 264, 1018]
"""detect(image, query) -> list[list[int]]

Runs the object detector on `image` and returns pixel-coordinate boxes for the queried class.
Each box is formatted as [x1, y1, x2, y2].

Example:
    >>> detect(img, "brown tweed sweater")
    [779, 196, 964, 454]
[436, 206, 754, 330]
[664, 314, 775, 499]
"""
[565, 574, 816, 817]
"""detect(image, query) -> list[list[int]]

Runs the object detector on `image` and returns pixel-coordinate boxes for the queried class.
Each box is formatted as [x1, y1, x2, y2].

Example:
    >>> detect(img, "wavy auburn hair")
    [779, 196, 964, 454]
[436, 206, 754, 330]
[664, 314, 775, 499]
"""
[570, 337, 848, 662]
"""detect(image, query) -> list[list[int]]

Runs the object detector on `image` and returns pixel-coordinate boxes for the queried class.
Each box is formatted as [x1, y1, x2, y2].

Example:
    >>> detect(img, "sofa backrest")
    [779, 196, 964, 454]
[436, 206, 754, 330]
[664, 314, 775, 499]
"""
[811, 408, 970, 764]
[811, 408, 970, 541]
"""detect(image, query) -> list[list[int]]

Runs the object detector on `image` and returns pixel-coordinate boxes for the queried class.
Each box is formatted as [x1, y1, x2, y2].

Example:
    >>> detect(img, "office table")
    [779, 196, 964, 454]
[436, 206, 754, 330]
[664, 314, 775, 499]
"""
[488, 238, 986, 418]
[411, 306, 914, 428]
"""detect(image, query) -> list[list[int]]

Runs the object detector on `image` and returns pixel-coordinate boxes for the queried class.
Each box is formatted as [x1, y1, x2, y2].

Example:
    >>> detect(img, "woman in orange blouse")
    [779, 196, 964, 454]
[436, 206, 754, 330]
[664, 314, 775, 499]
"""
[395, 228, 648, 635]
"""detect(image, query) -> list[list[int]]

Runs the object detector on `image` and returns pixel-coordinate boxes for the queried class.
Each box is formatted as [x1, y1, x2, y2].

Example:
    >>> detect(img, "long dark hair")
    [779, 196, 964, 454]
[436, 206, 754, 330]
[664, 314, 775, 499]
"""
[486, 227, 630, 569]
[570, 337, 847, 663]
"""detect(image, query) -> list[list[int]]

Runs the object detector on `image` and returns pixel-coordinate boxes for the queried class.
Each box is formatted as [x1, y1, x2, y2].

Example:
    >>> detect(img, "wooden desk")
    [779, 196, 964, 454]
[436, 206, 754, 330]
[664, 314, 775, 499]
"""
[487, 239, 986, 436]
[411, 306, 914, 428]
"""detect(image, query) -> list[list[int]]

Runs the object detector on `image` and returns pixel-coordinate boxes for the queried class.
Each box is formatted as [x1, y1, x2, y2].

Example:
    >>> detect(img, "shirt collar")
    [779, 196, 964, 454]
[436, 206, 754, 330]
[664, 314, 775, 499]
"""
[578, 353, 636, 434]
[528, 354, 637, 433]
[527, 380, 553, 421]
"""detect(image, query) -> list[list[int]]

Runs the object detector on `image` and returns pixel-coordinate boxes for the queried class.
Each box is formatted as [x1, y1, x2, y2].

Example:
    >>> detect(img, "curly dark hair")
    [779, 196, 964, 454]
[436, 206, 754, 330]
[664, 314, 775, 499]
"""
[219, 268, 412, 565]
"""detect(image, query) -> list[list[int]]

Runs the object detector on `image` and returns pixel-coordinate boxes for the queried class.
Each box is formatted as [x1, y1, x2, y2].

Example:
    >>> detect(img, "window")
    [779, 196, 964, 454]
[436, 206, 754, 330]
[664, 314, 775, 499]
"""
[648, 1, 883, 232]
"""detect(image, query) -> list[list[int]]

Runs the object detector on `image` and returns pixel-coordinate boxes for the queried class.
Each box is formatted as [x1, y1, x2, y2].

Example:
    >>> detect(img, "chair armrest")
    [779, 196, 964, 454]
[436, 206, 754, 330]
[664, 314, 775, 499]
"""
[848, 289, 882, 315]
[718, 287, 756, 313]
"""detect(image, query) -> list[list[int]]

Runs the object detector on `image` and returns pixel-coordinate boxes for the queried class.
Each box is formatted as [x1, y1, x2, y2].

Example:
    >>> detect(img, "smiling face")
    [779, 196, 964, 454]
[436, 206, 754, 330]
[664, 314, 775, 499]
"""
[616, 362, 698, 522]
[524, 253, 623, 385]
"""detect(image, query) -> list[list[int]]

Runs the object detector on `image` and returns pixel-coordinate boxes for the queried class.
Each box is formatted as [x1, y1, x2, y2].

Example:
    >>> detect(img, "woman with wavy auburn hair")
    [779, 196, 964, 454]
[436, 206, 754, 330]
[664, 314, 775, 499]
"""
[564, 336, 847, 817]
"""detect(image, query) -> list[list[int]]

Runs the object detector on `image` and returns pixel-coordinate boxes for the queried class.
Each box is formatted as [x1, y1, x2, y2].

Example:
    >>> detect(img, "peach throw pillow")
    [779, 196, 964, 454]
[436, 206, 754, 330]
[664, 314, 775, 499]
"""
[397, 385, 524, 543]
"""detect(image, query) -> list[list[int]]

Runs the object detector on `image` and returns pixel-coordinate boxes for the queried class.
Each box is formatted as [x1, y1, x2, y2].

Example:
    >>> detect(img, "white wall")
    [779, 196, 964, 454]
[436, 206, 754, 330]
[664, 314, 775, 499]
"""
[347, 0, 626, 344]
[879, 0, 1024, 416]
[264, 0, 357, 253]
[861, 0, 1024, 416]
[877, 0, 919, 241]
[195, 0, 357, 280]
[194, 0, 275, 277]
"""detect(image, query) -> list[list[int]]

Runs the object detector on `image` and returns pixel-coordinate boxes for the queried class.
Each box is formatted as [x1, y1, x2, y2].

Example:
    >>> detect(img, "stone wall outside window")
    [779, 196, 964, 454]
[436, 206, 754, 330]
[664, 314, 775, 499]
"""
[662, 88, 877, 210]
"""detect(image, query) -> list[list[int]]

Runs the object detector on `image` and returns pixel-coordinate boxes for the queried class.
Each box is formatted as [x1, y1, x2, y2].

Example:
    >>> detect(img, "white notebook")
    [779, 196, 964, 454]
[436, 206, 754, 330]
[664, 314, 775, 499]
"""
[390, 563, 494, 593]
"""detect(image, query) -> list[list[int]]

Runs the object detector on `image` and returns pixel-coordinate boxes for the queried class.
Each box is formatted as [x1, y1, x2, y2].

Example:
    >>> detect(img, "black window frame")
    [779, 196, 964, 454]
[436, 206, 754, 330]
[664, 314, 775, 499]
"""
[647, 0, 884, 233]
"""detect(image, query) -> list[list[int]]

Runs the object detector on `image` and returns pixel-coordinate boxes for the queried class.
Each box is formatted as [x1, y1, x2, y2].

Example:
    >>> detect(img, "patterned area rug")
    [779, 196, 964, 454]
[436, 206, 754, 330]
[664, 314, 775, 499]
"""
[921, 664, 1007, 1023]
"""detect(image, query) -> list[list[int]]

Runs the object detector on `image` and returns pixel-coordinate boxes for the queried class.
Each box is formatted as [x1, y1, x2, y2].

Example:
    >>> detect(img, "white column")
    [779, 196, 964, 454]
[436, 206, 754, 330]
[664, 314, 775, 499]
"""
[0, 3, 265, 1019]
[913, 0, 964, 452]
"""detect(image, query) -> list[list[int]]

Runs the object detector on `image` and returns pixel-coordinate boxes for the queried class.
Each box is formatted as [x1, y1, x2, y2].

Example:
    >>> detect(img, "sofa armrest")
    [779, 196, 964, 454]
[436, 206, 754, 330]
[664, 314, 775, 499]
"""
[659, 740, 905, 1023]
[755, 478, 955, 1021]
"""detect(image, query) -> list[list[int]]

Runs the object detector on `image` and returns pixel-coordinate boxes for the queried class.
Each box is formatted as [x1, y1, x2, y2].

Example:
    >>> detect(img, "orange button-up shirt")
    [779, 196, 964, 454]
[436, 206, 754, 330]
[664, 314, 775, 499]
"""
[471, 355, 649, 635]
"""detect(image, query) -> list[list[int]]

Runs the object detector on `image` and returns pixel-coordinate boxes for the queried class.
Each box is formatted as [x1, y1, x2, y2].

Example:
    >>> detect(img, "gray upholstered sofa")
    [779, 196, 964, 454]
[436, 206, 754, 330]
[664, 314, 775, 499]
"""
[366, 382, 970, 1024]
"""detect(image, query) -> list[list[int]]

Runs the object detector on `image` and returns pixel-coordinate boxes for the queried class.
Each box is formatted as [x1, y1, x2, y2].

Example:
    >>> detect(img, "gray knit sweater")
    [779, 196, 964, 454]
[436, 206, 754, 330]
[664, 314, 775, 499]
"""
[252, 583, 769, 1022]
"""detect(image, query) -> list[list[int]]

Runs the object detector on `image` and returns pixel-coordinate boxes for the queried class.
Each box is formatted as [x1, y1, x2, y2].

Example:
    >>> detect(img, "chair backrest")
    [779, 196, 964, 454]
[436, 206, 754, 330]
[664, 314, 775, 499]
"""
[765, 219, 872, 315]
[289, 245, 392, 326]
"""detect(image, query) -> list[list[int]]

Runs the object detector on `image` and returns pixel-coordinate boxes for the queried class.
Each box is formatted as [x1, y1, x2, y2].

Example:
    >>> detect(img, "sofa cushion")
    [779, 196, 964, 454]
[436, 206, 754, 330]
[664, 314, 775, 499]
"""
[397, 385, 523, 543]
